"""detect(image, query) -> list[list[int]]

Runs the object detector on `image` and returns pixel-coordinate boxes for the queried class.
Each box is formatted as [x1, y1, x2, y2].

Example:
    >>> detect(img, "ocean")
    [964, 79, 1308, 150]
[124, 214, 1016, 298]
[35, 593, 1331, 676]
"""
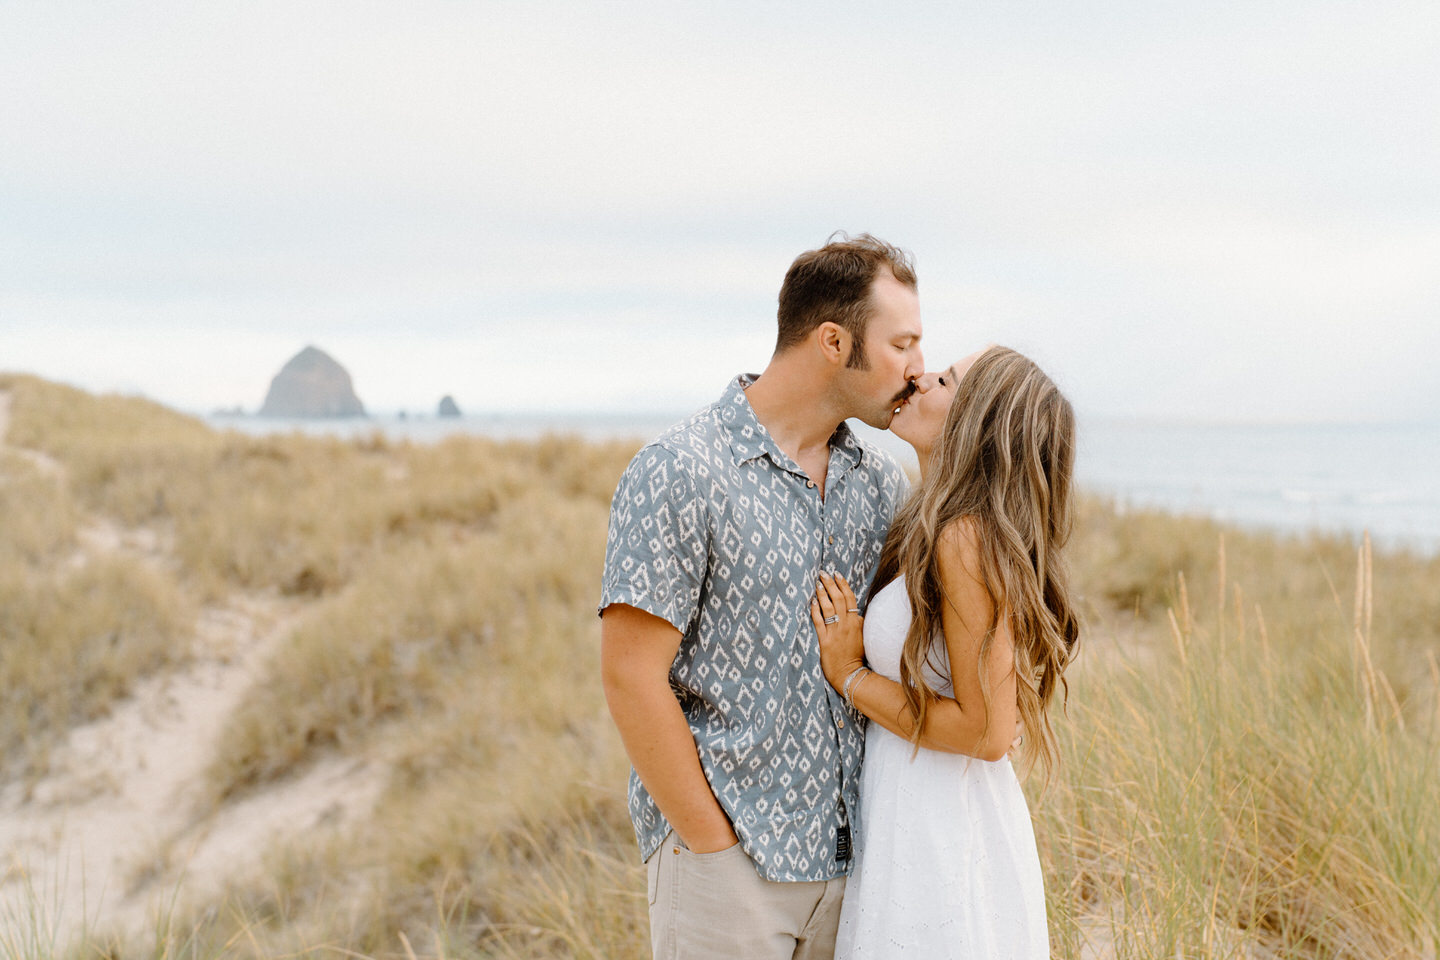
[209, 412, 1440, 555]
[1074, 419, 1440, 554]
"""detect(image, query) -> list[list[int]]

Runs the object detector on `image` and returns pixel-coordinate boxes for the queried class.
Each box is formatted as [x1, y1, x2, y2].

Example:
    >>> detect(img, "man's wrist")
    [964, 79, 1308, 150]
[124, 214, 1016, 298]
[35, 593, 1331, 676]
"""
[679, 821, 740, 854]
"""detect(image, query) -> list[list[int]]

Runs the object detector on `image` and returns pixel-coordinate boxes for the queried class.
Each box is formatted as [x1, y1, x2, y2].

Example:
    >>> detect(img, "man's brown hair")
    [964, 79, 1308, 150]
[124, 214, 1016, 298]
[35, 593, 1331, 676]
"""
[775, 232, 917, 369]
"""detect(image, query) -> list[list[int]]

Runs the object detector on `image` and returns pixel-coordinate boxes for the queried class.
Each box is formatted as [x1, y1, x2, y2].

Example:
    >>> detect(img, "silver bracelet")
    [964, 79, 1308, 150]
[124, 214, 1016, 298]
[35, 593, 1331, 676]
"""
[841, 665, 871, 712]
[848, 669, 872, 712]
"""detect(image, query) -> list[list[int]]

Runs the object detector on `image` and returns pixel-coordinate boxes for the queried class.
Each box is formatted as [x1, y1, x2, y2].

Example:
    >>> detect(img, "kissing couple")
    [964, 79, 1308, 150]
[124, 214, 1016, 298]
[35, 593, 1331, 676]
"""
[600, 233, 1079, 959]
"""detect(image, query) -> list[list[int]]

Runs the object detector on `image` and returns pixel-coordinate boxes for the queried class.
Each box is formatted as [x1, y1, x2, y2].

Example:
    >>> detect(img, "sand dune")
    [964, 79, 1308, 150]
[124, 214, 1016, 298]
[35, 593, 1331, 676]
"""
[0, 390, 384, 945]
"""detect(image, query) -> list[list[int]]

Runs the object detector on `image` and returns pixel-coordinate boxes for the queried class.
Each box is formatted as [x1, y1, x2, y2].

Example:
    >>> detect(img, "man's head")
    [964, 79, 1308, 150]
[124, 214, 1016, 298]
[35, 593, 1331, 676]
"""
[775, 233, 924, 428]
[776, 233, 918, 368]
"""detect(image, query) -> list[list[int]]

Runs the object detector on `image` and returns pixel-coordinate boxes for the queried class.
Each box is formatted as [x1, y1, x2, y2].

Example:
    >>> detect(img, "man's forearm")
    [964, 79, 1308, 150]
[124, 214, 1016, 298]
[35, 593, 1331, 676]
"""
[605, 677, 738, 852]
[599, 606, 739, 853]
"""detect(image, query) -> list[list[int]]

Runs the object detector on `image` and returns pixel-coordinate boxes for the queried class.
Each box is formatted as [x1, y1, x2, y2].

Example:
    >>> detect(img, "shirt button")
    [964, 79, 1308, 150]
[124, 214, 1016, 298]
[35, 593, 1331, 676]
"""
[806, 480, 816, 488]
[828, 535, 834, 544]
[837, 718, 846, 729]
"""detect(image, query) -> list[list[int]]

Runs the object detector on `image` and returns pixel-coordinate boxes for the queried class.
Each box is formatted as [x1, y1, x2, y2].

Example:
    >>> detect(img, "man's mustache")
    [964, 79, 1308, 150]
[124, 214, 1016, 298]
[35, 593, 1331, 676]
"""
[892, 381, 918, 404]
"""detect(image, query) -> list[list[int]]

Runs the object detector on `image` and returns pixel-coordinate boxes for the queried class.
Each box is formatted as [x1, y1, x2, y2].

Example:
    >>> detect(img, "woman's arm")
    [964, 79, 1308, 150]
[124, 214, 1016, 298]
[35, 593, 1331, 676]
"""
[812, 520, 1018, 760]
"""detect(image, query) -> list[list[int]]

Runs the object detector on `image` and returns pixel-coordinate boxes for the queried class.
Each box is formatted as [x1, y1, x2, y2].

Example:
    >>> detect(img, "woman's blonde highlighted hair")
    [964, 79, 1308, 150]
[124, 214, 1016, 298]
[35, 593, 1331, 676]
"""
[870, 346, 1079, 781]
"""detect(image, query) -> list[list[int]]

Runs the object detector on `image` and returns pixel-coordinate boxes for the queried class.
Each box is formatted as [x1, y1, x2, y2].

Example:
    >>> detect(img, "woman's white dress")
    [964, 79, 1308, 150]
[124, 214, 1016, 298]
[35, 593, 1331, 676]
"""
[835, 575, 1050, 958]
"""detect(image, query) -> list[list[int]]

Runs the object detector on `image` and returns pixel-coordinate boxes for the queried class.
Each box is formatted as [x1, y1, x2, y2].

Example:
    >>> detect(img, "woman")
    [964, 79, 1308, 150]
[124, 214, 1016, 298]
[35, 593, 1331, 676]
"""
[810, 345, 1078, 958]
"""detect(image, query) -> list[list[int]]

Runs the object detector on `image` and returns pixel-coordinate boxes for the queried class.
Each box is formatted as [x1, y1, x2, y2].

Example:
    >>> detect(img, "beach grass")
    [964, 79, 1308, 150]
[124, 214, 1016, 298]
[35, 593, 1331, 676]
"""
[1, 374, 1436, 959]
[1044, 538, 1439, 958]
[0, 393, 195, 777]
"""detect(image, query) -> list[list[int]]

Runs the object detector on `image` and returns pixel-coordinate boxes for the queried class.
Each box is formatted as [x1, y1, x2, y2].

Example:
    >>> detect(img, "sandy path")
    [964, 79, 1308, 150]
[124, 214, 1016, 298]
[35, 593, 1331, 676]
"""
[0, 598, 296, 933]
[0, 390, 386, 944]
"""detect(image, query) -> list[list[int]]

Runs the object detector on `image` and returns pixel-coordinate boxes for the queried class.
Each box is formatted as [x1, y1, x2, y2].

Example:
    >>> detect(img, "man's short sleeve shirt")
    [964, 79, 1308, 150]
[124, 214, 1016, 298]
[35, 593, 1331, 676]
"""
[599, 375, 909, 882]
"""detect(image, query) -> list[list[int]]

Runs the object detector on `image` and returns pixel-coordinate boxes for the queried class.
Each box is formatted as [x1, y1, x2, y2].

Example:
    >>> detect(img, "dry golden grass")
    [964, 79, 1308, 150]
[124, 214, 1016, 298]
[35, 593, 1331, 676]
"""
[0, 555, 194, 769]
[1, 373, 1436, 959]
[1, 375, 620, 603]
[1043, 542, 1440, 957]
[0, 450, 77, 564]
[1071, 497, 1440, 730]
[0, 385, 196, 777]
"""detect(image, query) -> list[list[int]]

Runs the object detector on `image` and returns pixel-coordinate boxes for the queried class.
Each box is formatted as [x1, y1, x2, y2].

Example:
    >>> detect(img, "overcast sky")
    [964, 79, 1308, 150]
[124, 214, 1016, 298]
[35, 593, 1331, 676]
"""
[3, 1, 1438, 422]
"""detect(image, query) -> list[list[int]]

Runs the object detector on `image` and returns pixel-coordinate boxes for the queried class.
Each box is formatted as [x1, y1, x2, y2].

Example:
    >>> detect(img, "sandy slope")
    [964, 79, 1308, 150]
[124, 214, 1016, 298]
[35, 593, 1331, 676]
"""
[0, 390, 385, 944]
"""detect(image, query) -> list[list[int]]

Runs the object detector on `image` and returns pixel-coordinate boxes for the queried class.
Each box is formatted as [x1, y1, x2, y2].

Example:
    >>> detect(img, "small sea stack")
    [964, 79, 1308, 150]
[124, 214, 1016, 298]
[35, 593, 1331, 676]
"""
[259, 346, 366, 418]
[437, 395, 461, 418]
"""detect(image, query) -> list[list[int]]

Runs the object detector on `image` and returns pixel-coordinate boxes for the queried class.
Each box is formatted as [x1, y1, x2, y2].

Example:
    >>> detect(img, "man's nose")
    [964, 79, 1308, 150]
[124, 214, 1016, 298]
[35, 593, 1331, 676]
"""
[907, 353, 925, 381]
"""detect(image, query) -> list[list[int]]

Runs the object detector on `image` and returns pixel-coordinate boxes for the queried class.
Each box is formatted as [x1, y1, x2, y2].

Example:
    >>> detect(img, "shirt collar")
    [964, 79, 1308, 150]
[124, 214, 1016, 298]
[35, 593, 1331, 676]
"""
[719, 374, 865, 474]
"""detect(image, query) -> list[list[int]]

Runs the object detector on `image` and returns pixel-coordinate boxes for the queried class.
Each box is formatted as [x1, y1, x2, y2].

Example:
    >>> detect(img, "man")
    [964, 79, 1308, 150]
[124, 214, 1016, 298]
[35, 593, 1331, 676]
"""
[599, 234, 923, 960]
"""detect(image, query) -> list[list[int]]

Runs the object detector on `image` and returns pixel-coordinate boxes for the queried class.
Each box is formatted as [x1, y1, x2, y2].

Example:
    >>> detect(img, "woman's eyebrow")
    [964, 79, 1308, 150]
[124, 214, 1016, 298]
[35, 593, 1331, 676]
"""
[945, 365, 957, 383]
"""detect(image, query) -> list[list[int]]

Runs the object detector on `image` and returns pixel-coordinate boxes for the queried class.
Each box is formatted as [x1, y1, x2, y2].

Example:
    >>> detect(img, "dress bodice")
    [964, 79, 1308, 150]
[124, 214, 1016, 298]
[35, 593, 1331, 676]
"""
[863, 574, 953, 697]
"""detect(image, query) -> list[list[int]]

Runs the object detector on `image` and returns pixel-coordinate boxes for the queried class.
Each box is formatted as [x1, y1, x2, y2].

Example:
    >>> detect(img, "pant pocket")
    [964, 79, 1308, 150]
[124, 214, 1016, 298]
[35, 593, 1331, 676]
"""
[671, 842, 795, 959]
[676, 839, 746, 865]
[674, 839, 755, 905]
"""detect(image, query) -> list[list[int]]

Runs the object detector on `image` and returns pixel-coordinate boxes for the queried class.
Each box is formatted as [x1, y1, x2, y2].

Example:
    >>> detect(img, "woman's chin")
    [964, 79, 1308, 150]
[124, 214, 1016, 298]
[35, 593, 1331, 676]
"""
[887, 418, 920, 447]
[889, 419, 937, 457]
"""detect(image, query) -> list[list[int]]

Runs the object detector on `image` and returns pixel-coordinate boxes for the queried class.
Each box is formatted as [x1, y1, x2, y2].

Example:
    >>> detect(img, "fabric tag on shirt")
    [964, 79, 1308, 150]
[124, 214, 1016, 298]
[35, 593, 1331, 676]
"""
[836, 824, 852, 861]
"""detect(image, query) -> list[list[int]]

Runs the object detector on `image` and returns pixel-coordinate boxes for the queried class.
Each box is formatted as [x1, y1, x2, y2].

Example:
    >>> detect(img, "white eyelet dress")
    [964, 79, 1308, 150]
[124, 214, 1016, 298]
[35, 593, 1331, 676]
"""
[835, 575, 1050, 959]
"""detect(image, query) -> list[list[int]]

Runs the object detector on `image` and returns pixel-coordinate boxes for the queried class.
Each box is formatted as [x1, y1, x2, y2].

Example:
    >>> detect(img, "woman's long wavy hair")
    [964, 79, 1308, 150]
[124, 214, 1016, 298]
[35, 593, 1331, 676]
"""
[869, 346, 1079, 781]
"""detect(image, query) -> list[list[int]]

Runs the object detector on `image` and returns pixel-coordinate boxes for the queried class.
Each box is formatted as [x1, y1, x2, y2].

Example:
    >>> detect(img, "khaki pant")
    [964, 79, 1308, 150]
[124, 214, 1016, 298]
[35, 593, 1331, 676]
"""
[646, 831, 846, 960]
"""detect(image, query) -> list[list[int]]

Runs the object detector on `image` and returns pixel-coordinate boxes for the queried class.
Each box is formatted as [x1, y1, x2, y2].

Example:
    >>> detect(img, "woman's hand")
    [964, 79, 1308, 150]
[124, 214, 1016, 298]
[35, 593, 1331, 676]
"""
[810, 572, 866, 691]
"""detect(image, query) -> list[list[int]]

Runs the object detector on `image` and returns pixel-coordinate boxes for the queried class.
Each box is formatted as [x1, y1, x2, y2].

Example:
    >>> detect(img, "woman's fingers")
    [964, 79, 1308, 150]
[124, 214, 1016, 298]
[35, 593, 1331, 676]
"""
[809, 597, 826, 633]
[814, 576, 838, 620]
[836, 575, 857, 608]
[820, 571, 848, 606]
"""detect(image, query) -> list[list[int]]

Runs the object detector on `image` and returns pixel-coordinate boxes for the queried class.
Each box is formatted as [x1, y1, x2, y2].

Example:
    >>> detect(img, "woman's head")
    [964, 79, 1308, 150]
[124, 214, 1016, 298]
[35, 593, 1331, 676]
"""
[928, 346, 1075, 548]
[887, 349, 981, 451]
[872, 345, 1079, 780]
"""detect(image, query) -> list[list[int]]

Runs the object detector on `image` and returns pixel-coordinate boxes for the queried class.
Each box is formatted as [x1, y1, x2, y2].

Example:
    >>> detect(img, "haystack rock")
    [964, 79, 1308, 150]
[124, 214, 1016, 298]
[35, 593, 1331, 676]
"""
[259, 346, 366, 418]
[437, 395, 461, 418]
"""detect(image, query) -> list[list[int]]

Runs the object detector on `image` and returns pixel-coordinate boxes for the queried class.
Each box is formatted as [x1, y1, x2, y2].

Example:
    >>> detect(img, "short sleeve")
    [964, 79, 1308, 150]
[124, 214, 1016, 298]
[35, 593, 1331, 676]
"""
[598, 444, 709, 635]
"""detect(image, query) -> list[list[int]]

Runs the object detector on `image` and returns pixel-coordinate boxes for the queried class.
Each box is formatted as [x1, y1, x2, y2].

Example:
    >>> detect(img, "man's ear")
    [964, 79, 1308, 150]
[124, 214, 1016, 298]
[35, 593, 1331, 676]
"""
[815, 322, 853, 367]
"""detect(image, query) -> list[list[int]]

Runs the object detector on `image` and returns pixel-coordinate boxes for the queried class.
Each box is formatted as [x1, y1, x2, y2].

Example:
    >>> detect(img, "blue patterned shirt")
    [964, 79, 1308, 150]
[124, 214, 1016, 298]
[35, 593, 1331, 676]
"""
[599, 375, 908, 882]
